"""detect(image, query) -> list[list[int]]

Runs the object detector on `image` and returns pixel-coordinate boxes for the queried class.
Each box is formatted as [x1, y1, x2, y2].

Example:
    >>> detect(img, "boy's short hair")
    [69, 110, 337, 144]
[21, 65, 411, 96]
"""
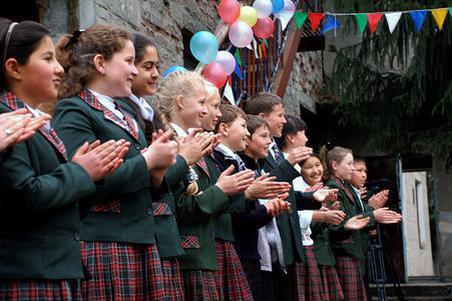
[353, 156, 366, 164]
[244, 92, 284, 115]
[246, 115, 269, 136]
[215, 104, 246, 131]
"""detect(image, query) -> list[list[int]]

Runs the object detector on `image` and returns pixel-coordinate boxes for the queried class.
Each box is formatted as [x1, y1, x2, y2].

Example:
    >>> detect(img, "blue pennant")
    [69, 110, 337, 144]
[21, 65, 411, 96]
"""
[234, 63, 243, 80]
[322, 15, 341, 34]
[409, 10, 428, 32]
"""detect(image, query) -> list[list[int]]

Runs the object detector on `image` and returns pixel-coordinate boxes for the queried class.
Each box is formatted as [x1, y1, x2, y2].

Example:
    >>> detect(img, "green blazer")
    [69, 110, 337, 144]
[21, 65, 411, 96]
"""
[325, 177, 375, 266]
[53, 90, 156, 244]
[262, 155, 320, 266]
[117, 97, 184, 258]
[311, 222, 336, 266]
[0, 95, 96, 280]
[175, 157, 229, 270]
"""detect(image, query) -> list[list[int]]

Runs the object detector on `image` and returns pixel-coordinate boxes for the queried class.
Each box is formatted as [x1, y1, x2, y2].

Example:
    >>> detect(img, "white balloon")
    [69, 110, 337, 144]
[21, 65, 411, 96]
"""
[253, 0, 273, 18]
[228, 21, 253, 48]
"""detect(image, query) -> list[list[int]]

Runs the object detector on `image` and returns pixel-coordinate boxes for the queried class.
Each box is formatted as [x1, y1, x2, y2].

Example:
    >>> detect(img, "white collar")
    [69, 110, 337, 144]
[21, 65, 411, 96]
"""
[26, 104, 50, 132]
[216, 143, 236, 158]
[170, 122, 188, 137]
[89, 89, 124, 119]
[129, 94, 154, 122]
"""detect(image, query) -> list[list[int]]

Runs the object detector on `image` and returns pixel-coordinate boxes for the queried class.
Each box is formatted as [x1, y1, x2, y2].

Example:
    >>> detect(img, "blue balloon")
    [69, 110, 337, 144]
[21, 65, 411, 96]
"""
[271, 0, 284, 13]
[190, 31, 219, 64]
[162, 66, 187, 78]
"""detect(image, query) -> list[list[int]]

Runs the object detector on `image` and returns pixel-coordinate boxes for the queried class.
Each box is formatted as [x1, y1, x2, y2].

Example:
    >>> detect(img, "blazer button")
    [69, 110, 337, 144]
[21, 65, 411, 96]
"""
[146, 206, 153, 216]
[74, 232, 80, 241]
[134, 143, 142, 150]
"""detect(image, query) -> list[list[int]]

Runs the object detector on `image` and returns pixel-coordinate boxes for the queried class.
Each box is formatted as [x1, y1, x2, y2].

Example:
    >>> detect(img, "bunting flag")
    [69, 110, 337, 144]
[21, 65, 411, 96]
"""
[355, 13, 368, 33]
[431, 8, 448, 30]
[223, 78, 235, 105]
[234, 63, 243, 80]
[385, 12, 402, 33]
[322, 15, 340, 34]
[449, 7, 452, 16]
[367, 13, 383, 33]
[234, 48, 242, 66]
[308, 13, 324, 31]
[409, 10, 428, 32]
[294, 11, 308, 29]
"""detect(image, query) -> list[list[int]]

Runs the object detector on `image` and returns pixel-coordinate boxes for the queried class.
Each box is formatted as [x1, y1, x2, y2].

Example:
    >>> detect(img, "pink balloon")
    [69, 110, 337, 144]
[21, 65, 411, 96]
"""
[214, 51, 236, 76]
[253, 17, 275, 39]
[229, 21, 254, 48]
[217, 0, 240, 24]
[202, 63, 227, 88]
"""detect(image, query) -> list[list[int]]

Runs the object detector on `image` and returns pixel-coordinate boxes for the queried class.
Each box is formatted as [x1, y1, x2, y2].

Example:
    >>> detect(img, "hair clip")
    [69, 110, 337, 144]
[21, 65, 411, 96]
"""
[70, 29, 85, 44]
[325, 141, 334, 151]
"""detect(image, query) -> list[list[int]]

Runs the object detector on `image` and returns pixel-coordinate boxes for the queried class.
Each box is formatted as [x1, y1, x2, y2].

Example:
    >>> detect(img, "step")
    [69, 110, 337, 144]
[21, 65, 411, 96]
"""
[370, 282, 452, 300]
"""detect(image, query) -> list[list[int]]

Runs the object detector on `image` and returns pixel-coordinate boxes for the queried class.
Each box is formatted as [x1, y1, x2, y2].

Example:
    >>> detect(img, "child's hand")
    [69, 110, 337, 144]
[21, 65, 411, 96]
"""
[215, 165, 255, 196]
[244, 173, 291, 200]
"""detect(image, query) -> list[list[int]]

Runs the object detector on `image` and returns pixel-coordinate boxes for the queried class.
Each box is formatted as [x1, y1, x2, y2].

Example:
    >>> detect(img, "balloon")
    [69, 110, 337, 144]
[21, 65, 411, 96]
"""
[214, 51, 236, 76]
[238, 6, 258, 27]
[228, 21, 253, 48]
[217, 0, 240, 24]
[271, 0, 284, 13]
[162, 65, 187, 78]
[190, 31, 219, 64]
[274, 0, 295, 19]
[202, 62, 227, 88]
[253, 17, 275, 39]
[253, 0, 273, 18]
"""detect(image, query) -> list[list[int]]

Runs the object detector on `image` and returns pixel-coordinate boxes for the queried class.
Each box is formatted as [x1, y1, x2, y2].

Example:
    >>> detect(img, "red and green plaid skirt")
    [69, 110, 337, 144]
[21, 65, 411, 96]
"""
[291, 246, 326, 301]
[80, 241, 164, 301]
[161, 257, 185, 300]
[214, 240, 253, 301]
[0, 279, 81, 301]
[335, 256, 367, 301]
[319, 265, 345, 301]
[182, 270, 219, 301]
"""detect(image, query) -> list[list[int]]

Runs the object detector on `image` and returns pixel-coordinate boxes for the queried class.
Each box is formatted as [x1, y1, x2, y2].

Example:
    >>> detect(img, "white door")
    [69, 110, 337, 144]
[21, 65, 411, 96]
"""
[401, 171, 435, 279]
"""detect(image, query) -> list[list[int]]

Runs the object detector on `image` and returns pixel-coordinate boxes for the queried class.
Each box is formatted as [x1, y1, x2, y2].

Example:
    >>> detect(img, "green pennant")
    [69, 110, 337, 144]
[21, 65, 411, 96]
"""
[449, 7, 452, 16]
[234, 48, 242, 66]
[294, 12, 308, 30]
[355, 13, 368, 33]
[263, 38, 268, 48]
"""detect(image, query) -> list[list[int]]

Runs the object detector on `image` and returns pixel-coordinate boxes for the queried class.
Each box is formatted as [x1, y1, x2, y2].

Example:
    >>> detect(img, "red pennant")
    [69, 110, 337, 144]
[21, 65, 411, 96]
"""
[367, 13, 383, 33]
[308, 13, 325, 31]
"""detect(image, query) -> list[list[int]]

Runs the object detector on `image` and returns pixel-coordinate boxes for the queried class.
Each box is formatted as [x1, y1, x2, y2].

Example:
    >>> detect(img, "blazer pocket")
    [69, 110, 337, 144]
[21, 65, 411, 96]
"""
[90, 198, 120, 213]
[180, 235, 200, 249]
[152, 202, 172, 216]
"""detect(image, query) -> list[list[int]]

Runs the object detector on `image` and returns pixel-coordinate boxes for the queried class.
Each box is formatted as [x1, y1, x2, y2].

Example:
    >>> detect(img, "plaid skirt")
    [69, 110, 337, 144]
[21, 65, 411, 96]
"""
[292, 246, 325, 301]
[182, 270, 220, 301]
[80, 241, 164, 301]
[335, 256, 367, 301]
[319, 265, 345, 301]
[161, 257, 185, 300]
[0, 279, 81, 301]
[214, 240, 253, 301]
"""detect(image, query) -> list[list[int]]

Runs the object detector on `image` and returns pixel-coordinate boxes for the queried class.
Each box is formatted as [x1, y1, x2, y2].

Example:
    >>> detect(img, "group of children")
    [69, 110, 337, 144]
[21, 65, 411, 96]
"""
[0, 19, 402, 301]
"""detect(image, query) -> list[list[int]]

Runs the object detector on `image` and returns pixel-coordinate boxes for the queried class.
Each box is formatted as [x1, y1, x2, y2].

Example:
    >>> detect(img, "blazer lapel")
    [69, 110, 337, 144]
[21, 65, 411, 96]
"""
[332, 177, 356, 205]
[79, 90, 139, 141]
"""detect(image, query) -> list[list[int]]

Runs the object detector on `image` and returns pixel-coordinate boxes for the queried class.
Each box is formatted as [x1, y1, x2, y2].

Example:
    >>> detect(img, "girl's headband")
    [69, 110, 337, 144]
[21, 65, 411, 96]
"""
[2, 22, 18, 75]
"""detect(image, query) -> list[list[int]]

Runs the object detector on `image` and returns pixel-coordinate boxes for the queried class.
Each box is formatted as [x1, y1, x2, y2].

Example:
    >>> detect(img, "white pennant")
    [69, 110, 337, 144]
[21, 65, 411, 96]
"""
[223, 81, 235, 105]
[385, 12, 402, 33]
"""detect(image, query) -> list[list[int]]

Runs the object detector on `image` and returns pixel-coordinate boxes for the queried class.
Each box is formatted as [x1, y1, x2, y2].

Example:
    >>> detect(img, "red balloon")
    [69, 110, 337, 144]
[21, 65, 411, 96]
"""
[217, 0, 240, 24]
[202, 63, 227, 88]
[253, 17, 275, 39]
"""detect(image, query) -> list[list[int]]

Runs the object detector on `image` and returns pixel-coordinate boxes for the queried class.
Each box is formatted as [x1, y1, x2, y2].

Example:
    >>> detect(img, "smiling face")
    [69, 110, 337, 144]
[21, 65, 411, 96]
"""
[201, 89, 222, 131]
[332, 153, 355, 181]
[263, 104, 286, 138]
[351, 161, 367, 188]
[132, 45, 159, 97]
[8, 35, 64, 104]
[246, 125, 272, 159]
[102, 39, 138, 97]
[222, 116, 250, 152]
[178, 82, 208, 128]
[300, 156, 324, 186]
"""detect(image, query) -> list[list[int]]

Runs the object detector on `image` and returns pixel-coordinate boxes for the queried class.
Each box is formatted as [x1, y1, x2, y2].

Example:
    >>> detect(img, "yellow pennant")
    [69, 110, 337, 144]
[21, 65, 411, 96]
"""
[431, 8, 448, 30]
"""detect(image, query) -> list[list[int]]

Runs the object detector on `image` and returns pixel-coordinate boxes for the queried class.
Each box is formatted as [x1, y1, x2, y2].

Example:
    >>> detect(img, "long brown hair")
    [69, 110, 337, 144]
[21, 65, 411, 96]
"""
[319, 145, 352, 181]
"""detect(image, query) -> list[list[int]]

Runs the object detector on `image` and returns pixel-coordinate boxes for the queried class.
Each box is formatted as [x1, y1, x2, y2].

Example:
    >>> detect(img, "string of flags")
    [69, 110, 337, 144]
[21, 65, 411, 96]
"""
[294, 7, 452, 34]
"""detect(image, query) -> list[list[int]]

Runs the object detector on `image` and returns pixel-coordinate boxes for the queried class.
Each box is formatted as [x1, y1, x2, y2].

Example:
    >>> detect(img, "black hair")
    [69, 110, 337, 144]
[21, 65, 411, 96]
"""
[133, 33, 156, 64]
[275, 114, 307, 149]
[0, 18, 50, 90]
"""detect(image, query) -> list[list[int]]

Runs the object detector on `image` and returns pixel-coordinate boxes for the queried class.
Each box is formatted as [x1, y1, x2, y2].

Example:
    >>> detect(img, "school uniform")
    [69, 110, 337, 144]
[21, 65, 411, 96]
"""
[118, 96, 185, 300]
[53, 89, 164, 300]
[0, 91, 97, 300]
[169, 124, 229, 301]
[261, 141, 321, 301]
[325, 177, 375, 301]
[210, 145, 254, 301]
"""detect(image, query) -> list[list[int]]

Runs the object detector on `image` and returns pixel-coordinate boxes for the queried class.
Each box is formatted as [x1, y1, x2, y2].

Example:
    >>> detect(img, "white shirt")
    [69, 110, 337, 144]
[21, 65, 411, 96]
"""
[128, 94, 154, 122]
[26, 105, 50, 133]
[268, 140, 278, 162]
[352, 186, 365, 212]
[90, 89, 124, 119]
[170, 122, 188, 137]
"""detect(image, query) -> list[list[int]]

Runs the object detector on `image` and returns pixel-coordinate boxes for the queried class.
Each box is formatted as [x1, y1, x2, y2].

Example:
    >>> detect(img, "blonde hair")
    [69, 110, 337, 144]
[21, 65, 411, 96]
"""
[204, 79, 220, 104]
[319, 145, 353, 180]
[56, 24, 131, 98]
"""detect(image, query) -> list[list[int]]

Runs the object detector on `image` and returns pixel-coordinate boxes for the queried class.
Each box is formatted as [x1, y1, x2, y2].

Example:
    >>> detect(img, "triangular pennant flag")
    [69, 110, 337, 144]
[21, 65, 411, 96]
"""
[223, 80, 235, 105]
[234, 63, 243, 80]
[409, 10, 428, 32]
[431, 8, 448, 30]
[385, 12, 402, 33]
[367, 13, 383, 33]
[308, 13, 324, 31]
[355, 13, 368, 33]
[234, 48, 242, 66]
[294, 11, 308, 29]
[321, 15, 341, 34]
[449, 7, 452, 16]
[263, 38, 268, 48]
